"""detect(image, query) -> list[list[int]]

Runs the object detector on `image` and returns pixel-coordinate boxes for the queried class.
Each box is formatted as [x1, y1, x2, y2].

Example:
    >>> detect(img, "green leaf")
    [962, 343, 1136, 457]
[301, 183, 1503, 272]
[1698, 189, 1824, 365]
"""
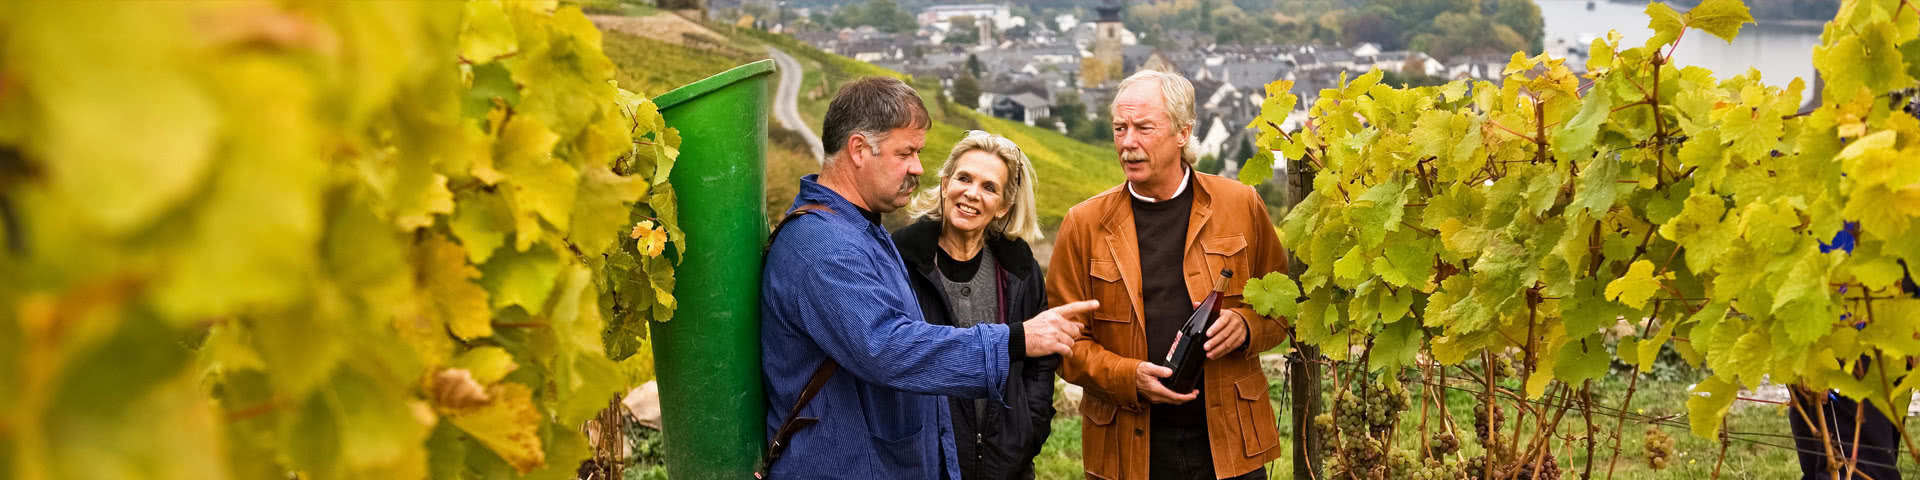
[1687, 376, 1738, 438]
[1440, 80, 1470, 103]
[419, 234, 494, 340]
[1350, 178, 1408, 247]
[1242, 272, 1301, 318]
[1562, 290, 1632, 336]
[446, 382, 545, 474]
[1637, 318, 1681, 372]
[568, 166, 651, 257]
[1645, 2, 1685, 48]
[1239, 148, 1276, 186]
[1342, 69, 1384, 99]
[460, 0, 519, 63]
[1374, 241, 1435, 289]
[1727, 328, 1771, 385]
[1851, 254, 1907, 290]
[450, 189, 515, 264]
[480, 242, 563, 312]
[1554, 335, 1611, 385]
[1300, 291, 1342, 347]
[463, 62, 522, 121]
[319, 368, 435, 475]
[1770, 247, 1832, 315]
[1333, 245, 1369, 284]
[452, 347, 519, 384]
[1683, 0, 1755, 43]
[1554, 84, 1613, 159]
[649, 184, 687, 260]
[15, 2, 220, 234]
[1369, 319, 1421, 372]
[1605, 260, 1669, 309]
[1570, 151, 1622, 215]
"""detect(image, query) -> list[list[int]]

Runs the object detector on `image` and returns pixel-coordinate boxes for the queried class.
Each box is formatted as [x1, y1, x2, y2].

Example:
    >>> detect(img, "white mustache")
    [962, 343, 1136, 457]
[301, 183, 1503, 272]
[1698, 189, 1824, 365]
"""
[1120, 150, 1148, 162]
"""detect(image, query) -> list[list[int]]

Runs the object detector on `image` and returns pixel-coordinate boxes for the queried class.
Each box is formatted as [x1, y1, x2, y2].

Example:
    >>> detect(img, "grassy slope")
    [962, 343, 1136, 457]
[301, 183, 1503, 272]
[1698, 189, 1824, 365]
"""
[601, 28, 764, 98]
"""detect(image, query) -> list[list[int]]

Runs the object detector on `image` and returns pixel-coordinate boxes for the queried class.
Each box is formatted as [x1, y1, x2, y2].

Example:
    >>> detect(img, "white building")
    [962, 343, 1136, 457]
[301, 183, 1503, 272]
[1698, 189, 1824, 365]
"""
[919, 4, 1013, 28]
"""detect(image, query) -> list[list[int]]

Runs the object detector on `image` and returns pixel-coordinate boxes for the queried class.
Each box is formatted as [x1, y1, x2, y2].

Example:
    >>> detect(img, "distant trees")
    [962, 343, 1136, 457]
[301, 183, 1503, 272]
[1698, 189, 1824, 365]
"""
[1043, 90, 1112, 145]
[1121, 0, 1545, 60]
[951, 74, 981, 110]
[826, 0, 916, 33]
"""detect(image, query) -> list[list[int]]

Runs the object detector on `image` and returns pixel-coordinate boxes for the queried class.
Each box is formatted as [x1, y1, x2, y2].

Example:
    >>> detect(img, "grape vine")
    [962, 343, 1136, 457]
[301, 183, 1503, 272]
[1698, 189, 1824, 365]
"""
[0, 1, 677, 478]
[1239, 0, 1920, 477]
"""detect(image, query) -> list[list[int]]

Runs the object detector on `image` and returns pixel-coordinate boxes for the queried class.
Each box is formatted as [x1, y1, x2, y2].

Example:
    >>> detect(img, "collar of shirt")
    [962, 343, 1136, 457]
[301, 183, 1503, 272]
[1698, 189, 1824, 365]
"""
[1127, 166, 1192, 203]
[796, 174, 883, 228]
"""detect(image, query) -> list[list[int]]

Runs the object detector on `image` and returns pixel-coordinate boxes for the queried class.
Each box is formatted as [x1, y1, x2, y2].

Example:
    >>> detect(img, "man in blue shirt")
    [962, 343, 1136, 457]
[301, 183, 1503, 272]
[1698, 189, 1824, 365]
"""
[761, 76, 1097, 478]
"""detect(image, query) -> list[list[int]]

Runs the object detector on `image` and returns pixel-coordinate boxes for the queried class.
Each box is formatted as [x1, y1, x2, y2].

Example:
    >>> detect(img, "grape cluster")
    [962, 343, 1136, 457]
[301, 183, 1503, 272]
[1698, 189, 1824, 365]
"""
[1324, 377, 1423, 479]
[1408, 458, 1467, 480]
[1472, 402, 1505, 444]
[1490, 355, 1516, 378]
[1430, 432, 1461, 457]
[1644, 426, 1674, 470]
[1463, 455, 1488, 479]
[1513, 453, 1561, 480]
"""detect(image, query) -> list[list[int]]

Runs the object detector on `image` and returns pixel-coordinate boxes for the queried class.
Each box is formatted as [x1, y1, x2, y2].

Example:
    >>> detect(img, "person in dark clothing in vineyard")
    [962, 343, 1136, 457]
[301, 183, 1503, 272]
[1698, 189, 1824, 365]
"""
[894, 130, 1056, 479]
[1785, 221, 1919, 480]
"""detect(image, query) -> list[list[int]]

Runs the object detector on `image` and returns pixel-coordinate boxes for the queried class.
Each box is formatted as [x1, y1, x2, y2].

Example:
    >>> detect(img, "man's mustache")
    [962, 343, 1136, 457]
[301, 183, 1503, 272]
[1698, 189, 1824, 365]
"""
[898, 175, 918, 195]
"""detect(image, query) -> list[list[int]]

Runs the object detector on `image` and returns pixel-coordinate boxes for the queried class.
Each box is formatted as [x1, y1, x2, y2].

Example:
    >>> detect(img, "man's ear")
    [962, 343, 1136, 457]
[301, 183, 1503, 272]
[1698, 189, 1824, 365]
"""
[845, 133, 871, 168]
[1177, 124, 1192, 148]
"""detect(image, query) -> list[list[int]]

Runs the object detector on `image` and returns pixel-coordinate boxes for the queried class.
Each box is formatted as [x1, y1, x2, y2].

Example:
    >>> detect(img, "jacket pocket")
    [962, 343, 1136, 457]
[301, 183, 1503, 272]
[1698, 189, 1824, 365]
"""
[1233, 372, 1278, 456]
[1202, 235, 1249, 295]
[1088, 260, 1130, 323]
[1078, 395, 1121, 478]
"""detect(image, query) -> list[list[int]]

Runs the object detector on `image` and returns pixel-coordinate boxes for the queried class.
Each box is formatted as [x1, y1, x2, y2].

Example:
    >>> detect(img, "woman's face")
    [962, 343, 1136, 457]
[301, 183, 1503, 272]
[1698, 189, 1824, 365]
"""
[941, 149, 1013, 236]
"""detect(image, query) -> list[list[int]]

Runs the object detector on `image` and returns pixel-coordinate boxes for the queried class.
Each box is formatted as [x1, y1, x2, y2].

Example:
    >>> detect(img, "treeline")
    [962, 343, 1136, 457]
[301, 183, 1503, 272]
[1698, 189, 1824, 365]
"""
[1125, 0, 1544, 59]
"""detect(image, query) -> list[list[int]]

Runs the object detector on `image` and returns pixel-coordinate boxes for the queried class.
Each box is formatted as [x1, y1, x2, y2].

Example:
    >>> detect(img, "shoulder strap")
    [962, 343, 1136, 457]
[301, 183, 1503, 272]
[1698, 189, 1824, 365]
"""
[756, 203, 840, 479]
[757, 358, 838, 478]
[765, 204, 837, 256]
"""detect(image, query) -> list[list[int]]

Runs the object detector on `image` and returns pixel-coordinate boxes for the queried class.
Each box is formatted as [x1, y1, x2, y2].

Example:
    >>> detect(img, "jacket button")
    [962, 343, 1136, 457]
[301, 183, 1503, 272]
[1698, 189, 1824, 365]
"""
[1134, 428, 1144, 436]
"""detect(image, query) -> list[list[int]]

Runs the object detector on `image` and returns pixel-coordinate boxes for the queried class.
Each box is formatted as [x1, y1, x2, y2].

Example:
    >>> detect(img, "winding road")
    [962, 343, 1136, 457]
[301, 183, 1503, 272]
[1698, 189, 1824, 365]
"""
[766, 46, 824, 164]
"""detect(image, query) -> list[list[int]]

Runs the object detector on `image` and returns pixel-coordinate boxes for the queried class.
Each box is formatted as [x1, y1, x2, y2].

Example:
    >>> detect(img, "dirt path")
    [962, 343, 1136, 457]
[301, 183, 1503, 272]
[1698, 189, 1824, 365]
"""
[766, 46, 824, 164]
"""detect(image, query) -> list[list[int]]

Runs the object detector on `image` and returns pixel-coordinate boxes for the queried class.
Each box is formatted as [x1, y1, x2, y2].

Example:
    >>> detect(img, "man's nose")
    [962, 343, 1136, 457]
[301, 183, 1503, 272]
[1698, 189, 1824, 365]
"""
[907, 155, 923, 175]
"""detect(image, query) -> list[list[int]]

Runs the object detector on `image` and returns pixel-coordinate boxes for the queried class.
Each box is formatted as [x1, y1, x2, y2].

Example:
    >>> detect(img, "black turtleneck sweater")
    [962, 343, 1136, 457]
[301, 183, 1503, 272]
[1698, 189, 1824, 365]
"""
[1130, 174, 1205, 427]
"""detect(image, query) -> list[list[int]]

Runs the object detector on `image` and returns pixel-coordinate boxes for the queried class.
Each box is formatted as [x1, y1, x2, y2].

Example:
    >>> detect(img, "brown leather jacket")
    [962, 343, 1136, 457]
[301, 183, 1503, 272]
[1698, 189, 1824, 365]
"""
[1046, 173, 1290, 479]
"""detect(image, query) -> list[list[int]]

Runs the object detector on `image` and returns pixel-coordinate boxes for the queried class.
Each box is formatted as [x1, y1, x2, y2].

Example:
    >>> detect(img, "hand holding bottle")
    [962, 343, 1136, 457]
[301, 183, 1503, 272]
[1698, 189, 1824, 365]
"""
[1203, 309, 1247, 359]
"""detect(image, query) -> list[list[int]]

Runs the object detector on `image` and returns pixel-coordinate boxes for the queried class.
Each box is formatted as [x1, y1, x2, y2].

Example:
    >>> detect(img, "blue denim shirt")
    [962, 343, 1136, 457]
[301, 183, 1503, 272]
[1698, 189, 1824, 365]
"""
[762, 175, 1012, 479]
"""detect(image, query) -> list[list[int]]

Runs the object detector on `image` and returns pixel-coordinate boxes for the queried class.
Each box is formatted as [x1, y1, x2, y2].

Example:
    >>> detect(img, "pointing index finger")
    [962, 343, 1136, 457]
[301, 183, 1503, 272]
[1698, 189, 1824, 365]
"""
[1052, 300, 1101, 316]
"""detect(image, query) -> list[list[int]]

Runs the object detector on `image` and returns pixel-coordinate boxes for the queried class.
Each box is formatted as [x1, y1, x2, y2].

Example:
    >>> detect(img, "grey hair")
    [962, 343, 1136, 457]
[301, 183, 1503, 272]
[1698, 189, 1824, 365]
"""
[821, 76, 931, 168]
[906, 132, 1044, 243]
[1114, 68, 1198, 165]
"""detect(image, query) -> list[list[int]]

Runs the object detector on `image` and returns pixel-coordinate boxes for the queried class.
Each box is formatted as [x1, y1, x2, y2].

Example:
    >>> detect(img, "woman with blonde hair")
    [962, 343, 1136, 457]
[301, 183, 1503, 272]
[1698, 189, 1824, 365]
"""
[892, 130, 1052, 479]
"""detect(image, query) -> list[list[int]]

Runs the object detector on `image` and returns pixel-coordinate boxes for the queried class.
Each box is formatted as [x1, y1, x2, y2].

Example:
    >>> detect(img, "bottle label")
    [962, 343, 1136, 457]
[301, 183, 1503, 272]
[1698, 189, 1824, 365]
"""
[1166, 332, 1182, 362]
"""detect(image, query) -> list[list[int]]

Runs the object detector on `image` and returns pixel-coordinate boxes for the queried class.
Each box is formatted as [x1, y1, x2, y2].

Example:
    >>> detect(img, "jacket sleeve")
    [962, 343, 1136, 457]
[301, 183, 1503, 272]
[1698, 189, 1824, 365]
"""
[1021, 272, 1058, 458]
[1046, 210, 1144, 408]
[1233, 188, 1292, 358]
[784, 244, 1011, 400]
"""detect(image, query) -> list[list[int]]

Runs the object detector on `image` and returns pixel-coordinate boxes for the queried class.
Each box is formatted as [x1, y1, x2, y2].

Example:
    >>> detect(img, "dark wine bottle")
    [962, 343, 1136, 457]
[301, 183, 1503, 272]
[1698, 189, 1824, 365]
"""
[1159, 268, 1232, 393]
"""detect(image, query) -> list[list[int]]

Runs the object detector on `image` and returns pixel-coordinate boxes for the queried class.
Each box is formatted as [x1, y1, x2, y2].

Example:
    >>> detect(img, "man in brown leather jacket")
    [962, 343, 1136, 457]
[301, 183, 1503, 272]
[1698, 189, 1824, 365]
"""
[1047, 68, 1291, 480]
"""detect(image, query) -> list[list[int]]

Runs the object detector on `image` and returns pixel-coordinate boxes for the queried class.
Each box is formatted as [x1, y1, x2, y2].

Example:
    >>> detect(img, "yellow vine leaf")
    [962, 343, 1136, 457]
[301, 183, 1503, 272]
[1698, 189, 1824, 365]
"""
[418, 234, 493, 340]
[1606, 260, 1670, 309]
[446, 382, 545, 474]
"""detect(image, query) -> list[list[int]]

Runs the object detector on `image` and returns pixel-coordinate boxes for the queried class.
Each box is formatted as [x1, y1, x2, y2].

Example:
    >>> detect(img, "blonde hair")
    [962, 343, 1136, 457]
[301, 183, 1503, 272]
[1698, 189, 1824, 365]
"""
[1114, 68, 1198, 165]
[906, 132, 1044, 243]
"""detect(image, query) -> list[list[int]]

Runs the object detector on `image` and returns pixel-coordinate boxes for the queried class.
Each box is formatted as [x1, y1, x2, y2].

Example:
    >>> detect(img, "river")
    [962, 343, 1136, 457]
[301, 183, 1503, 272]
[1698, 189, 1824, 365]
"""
[1536, 0, 1825, 88]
